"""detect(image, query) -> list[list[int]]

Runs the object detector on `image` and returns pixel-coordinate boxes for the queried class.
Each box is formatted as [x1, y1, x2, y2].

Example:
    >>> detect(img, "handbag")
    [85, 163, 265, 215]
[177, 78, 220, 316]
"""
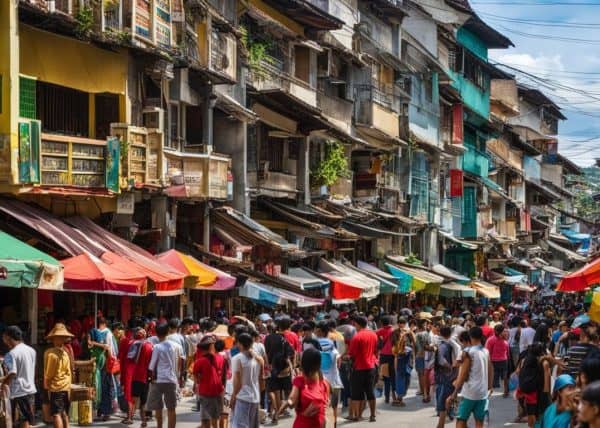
[379, 362, 390, 378]
[105, 353, 120, 374]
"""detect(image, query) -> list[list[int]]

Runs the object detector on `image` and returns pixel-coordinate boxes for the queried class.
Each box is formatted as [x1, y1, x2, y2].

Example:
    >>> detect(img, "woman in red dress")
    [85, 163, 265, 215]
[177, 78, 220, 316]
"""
[277, 348, 330, 428]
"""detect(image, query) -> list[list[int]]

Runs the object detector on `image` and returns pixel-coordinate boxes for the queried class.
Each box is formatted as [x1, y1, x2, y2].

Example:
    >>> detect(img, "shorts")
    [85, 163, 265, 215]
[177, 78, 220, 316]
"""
[49, 391, 70, 416]
[268, 375, 292, 393]
[350, 368, 376, 401]
[146, 382, 178, 411]
[457, 397, 488, 422]
[415, 357, 425, 373]
[11, 394, 35, 424]
[198, 395, 223, 421]
[517, 389, 538, 415]
[435, 382, 455, 412]
[493, 361, 508, 380]
[131, 381, 149, 404]
[330, 388, 341, 408]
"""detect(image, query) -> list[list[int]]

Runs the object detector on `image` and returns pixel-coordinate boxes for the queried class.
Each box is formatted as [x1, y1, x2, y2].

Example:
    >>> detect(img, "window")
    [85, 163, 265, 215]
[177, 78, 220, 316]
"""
[95, 93, 119, 140]
[185, 105, 204, 147]
[463, 51, 487, 90]
[261, 137, 284, 172]
[167, 102, 180, 149]
[294, 45, 310, 84]
[423, 74, 433, 103]
[37, 81, 89, 136]
[19, 76, 36, 119]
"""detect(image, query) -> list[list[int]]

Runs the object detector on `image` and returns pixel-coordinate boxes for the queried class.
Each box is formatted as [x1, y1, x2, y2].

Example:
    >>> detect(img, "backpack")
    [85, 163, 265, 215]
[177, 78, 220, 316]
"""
[518, 355, 542, 393]
[127, 340, 144, 362]
[271, 334, 293, 374]
[318, 338, 335, 372]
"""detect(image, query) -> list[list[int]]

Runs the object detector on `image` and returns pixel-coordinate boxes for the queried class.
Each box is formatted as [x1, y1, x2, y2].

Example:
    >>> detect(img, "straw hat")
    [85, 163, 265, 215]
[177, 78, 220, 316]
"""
[46, 323, 74, 339]
[418, 312, 433, 320]
[212, 324, 230, 338]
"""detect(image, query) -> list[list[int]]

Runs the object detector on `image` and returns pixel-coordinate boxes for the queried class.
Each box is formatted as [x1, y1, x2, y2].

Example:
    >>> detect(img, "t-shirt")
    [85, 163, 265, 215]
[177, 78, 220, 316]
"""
[376, 326, 394, 356]
[566, 343, 595, 377]
[485, 335, 509, 362]
[328, 330, 346, 355]
[231, 352, 261, 403]
[461, 345, 490, 401]
[264, 333, 294, 374]
[167, 333, 187, 359]
[519, 327, 536, 354]
[336, 324, 356, 344]
[132, 341, 154, 383]
[193, 353, 225, 397]
[541, 403, 572, 428]
[291, 376, 329, 428]
[348, 329, 378, 370]
[318, 337, 342, 389]
[282, 330, 301, 354]
[415, 330, 431, 358]
[4, 343, 37, 398]
[43, 347, 72, 392]
[481, 325, 494, 341]
[149, 339, 183, 384]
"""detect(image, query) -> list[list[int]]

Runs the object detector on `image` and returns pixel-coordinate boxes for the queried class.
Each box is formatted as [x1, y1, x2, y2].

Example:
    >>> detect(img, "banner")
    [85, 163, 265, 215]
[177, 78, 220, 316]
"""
[105, 137, 120, 193]
[450, 169, 463, 197]
[452, 104, 463, 145]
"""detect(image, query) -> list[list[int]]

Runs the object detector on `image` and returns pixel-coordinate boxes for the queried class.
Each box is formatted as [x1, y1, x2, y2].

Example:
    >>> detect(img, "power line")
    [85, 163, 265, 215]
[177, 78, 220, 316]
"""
[473, 1, 600, 5]
[494, 24, 600, 44]
[480, 12, 600, 29]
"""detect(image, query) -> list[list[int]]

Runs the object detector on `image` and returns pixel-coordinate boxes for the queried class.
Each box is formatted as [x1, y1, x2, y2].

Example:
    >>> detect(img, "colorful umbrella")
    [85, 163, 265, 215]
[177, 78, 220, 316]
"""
[557, 257, 600, 292]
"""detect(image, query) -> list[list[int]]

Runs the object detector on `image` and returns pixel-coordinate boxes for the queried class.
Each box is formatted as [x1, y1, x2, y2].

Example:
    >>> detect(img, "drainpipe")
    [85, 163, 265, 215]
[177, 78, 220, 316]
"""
[204, 90, 217, 155]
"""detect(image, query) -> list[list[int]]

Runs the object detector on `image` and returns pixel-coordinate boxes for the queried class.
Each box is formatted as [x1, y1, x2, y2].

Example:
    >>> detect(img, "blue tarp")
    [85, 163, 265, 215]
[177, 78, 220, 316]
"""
[561, 229, 591, 255]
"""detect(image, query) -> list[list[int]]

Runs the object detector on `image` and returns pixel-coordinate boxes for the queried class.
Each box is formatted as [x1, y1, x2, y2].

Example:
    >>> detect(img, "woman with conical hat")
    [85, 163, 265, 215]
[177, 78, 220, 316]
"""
[44, 323, 73, 428]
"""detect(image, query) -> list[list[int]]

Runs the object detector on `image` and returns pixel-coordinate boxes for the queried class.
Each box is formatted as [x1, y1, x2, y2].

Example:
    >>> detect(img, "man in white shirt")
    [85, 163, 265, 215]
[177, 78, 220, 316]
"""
[146, 323, 184, 428]
[450, 327, 493, 428]
[2, 326, 37, 428]
[519, 321, 536, 354]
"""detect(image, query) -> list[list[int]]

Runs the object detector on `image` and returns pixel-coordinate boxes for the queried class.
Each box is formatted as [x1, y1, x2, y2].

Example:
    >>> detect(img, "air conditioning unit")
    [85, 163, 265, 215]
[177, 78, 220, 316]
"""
[142, 107, 165, 131]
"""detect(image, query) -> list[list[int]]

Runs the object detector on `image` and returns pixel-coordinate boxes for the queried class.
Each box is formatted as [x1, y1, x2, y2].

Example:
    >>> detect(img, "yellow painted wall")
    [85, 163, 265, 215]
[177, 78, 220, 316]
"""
[248, 0, 305, 37]
[20, 25, 128, 94]
[0, 0, 20, 185]
[196, 20, 209, 67]
[373, 104, 399, 138]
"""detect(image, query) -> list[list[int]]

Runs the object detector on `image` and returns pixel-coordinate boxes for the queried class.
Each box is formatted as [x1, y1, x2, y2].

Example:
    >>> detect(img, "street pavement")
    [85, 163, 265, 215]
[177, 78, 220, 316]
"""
[88, 372, 530, 428]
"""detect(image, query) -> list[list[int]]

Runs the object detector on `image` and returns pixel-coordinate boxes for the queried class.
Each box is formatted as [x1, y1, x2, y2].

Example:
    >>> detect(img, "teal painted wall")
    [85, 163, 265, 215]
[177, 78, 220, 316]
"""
[457, 27, 488, 61]
[448, 70, 490, 120]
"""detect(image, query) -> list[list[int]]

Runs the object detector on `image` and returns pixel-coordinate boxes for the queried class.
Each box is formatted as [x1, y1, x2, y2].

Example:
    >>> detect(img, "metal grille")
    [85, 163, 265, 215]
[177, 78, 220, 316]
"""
[19, 77, 37, 119]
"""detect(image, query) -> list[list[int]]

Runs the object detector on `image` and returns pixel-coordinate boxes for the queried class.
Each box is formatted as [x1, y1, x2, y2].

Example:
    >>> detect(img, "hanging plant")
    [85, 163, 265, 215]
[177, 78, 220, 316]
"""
[239, 24, 276, 80]
[311, 141, 351, 187]
[75, 6, 94, 38]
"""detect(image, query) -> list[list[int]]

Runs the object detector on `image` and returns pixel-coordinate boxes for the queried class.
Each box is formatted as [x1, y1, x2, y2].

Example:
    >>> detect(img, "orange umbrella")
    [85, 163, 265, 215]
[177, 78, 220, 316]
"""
[557, 257, 600, 292]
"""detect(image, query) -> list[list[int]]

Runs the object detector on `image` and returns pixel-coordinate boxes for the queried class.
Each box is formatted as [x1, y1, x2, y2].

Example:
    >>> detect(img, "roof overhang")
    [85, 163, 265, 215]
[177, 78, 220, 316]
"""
[261, 0, 344, 32]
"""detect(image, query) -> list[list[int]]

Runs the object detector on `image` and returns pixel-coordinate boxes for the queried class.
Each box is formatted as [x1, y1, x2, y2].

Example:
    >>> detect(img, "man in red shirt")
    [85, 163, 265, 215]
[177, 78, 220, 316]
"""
[485, 324, 510, 397]
[477, 315, 494, 342]
[193, 335, 225, 428]
[375, 315, 396, 404]
[347, 315, 378, 422]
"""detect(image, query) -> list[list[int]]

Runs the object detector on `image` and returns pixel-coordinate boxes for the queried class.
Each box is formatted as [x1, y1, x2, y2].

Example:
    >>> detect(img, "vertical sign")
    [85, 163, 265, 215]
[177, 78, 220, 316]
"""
[18, 121, 31, 183]
[450, 169, 463, 197]
[105, 136, 120, 193]
[452, 103, 464, 145]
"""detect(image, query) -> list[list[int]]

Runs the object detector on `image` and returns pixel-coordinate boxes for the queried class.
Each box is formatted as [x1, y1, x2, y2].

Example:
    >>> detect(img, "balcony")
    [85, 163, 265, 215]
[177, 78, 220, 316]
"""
[208, 0, 237, 25]
[249, 61, 318, 108]
[249, 167, 298, 198]
[40, 134, 108, 188]
[110, 124, 158, 188]
[164, 150, 231, 199]
[317, 93, 353, 135]
[354, 85, 400, 140]
[463, 146, 490, 178]
[208, 30, 237, 82]
[490, 79, 520, 119]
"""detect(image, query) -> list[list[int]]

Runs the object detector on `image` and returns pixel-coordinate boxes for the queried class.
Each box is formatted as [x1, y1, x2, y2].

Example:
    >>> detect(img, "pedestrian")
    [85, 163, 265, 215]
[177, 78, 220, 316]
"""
[230, 333, 264, 428]
[126, 328, 153, 427]
[264, 318, 295, 424]
[315, 321, 342, 426]
[88, 317, 117, 421]
[392, 320, 413, 407]
[43, 323, 74, 428]
[146, 323, 184, 428]
[485, 324, 510, 397]
[277, 348, 330, 428]
[539, 374, 576, 428]
[193, 334, 225, 428]
[435, 325, 457, 428]
[375, 315, 396, 404]
[580, 352, 600, 388]
[415, 318, 432, 402]
[517, 342, 546, 428]
[450, 326, 492, 428]
[564, 325, 597, 378]
[2, 326, 36, 428]
[578, 381, 600, 428]
[347, 315, 378, 422]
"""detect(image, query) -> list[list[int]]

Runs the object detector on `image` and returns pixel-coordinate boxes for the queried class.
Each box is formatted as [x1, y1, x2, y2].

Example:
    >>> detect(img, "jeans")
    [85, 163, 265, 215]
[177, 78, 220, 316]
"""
[395, 353, 412, 398]
[379, 354, 396, 402]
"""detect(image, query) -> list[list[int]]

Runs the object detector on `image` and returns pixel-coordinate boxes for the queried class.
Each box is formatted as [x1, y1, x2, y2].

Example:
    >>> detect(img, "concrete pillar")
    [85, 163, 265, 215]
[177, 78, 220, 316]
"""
[151, 196, 169, 252]
[298, 136, 310, 205]
[0, 0, 20, 185]
[203, 201, 210, 252]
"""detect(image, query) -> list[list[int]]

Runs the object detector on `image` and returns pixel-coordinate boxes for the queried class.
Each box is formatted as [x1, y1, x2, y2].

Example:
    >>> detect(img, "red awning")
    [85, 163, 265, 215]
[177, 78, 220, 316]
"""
[557, 257, 600, 292]
[62, 253, 147, 295]
[321, 273, 363, 300]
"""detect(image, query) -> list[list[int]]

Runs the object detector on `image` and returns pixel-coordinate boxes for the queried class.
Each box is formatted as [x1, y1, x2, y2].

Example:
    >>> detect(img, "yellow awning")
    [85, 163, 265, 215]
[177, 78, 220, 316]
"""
[155, 250, 217, 289]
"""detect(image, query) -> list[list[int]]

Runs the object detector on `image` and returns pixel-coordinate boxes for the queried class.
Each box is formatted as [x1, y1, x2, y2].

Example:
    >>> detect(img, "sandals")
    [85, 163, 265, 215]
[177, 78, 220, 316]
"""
[369, 416, 376, 422]
[141, 423, 147, 428]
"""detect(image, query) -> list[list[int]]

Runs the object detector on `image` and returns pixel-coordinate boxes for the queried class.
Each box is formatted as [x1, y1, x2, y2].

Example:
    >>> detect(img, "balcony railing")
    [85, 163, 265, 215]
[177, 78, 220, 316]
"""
[463, 146, 490, 178]
[209, 30, 237, 81]
[40, 134, 108, 187]
[317, 93, 353, 135]
[164, 150, 231, 199]
[48, 0, 72, 14]
[248, 61, 318, 108]
[354, 85, 400, 138]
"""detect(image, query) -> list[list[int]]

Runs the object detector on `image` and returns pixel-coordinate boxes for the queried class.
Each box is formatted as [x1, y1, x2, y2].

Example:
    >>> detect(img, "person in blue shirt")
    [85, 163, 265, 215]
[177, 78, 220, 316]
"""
[540, 374, 576, 428]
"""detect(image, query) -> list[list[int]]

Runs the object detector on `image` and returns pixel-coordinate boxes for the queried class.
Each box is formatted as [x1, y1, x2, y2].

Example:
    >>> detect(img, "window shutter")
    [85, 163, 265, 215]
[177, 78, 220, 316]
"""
[19, 76, 37, 120]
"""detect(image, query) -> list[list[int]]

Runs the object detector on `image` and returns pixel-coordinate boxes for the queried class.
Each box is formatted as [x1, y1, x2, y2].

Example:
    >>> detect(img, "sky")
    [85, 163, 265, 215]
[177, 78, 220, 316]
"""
[469, 0, 600, 166]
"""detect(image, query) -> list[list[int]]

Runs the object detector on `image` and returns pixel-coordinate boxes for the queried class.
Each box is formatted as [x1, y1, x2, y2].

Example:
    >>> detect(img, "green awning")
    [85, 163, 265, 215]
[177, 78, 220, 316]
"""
[0, 231, 63, 289]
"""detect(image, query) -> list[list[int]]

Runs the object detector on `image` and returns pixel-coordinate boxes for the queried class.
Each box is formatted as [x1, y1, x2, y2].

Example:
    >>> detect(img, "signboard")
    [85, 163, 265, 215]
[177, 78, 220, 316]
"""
[134, 0, 152, 41]
[105, 136, 120, 193]
[18, 120, 40, 184]
[117, 192, 135, 214]
[183, 159, 205, 197]
[155, 0, 172, 48]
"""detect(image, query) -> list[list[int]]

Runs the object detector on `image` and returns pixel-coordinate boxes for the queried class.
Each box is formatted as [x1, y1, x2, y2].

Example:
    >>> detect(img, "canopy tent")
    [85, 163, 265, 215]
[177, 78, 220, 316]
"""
[357, 260, 405, 293]
[471, 280, 501, 299]
[431, 264, 471, 284]
[439, 283, 476, 298]
[515, 283, 536, 293]
[341, 261, 397, 293]
[62, 252, 147, 295]
[156, 250, 217, 291]
[239, 281, 325, 308]
[279, 267, 330, 290]
[319, 259, 379, 300]
[0, 231, 63, 289]
[557, 257, 600, 292]
[384, 263, 413, 293]
[560, 229, 592, 255]
[385, 262, 444, 292]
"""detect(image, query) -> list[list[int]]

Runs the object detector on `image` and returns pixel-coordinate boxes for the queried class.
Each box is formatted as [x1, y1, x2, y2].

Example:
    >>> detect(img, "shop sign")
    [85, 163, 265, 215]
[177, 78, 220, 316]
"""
[117, 192, 135, 215]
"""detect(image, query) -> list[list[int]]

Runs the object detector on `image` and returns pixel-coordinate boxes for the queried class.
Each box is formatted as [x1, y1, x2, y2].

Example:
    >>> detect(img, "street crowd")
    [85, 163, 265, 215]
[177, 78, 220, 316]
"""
[2, 296, 600, 428]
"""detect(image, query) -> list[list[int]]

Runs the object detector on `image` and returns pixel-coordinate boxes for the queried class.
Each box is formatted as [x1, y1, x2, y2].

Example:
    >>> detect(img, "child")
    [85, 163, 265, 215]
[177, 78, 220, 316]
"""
[540, 375, 576, 428]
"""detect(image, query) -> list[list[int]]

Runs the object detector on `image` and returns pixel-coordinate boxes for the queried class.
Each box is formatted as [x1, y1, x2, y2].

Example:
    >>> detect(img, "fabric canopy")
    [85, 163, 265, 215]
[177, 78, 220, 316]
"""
[431, 264, 471, 284]
[471, 280, 501, 299]
[356, 261, 402, 293]
[385, 263, 444, 292]
[319, 259, 379, 300]
[156, 250, 217, 291]
[0, 231, 63, 289]
[62, 252, 147, 295]
[280, 267, 329, 290]
[557, 257, 600, 292]
[239, 281, 325, 307]
[385, 263, 414, 293]
[439, 283, 476, 298]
